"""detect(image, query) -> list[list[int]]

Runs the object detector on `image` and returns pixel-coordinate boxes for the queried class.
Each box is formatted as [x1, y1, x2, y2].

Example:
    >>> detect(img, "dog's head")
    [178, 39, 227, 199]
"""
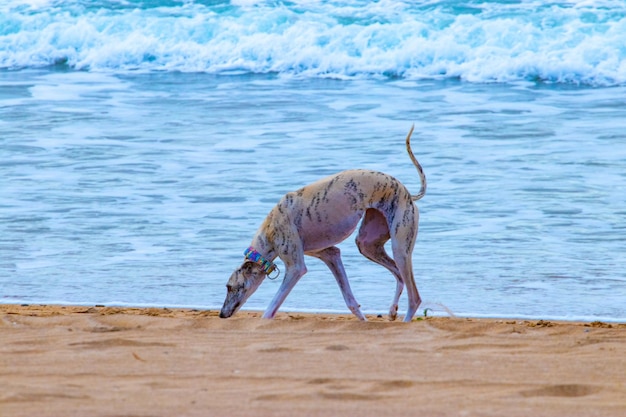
[219, 261, 266, 318]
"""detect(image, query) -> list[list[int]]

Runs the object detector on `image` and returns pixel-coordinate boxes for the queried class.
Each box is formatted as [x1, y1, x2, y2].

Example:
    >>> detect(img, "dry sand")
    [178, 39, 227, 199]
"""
[1, 304, 625, 417]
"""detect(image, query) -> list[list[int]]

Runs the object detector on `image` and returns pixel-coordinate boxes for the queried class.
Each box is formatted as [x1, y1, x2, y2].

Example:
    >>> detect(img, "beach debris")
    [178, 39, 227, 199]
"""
[585, 321, 613, 328]
[525, 320, 554, 328]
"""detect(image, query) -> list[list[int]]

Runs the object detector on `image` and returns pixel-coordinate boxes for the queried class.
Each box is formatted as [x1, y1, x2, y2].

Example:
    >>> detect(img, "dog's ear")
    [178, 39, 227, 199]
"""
[242, 261, 257, 278]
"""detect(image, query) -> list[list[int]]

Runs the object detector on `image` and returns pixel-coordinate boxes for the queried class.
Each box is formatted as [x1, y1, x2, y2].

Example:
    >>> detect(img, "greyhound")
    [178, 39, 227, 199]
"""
[219, 125, 426, 322]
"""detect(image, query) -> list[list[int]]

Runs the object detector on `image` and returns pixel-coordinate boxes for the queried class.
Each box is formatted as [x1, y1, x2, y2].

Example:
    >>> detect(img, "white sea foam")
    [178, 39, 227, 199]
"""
[1, 0, 625, 85]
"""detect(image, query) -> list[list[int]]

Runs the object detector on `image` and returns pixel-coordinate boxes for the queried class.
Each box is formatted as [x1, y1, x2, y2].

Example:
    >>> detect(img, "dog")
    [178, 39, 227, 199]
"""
[219, 125, 426, 322]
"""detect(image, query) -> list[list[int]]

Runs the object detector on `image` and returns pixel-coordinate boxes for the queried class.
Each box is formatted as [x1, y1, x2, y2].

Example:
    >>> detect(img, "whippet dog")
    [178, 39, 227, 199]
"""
[220, 126, 427, 322]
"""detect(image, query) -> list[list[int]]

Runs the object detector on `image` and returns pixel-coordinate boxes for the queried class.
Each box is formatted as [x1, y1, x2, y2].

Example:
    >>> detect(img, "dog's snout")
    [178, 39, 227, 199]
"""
[219, 304, 237, 319]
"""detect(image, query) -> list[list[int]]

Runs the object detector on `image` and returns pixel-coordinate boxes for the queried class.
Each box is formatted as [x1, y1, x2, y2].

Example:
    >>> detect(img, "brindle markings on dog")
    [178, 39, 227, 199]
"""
[220, 125, 427, 322]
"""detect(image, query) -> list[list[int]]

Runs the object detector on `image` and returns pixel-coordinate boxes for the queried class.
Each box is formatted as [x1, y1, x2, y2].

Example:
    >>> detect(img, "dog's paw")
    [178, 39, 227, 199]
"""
[388, 305, 398, 321]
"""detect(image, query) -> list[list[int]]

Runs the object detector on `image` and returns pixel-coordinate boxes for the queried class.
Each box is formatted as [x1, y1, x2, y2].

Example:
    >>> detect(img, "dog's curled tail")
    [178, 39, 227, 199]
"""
[405, 124, 427, 201]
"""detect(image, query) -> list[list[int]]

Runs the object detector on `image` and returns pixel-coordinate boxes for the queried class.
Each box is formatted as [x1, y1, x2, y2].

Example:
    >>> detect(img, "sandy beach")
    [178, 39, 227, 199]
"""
[1, 304, 625, 417]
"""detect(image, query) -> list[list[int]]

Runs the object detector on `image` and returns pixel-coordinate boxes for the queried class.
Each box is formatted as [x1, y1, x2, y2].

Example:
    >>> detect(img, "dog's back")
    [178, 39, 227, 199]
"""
[266, 169, 415, 253]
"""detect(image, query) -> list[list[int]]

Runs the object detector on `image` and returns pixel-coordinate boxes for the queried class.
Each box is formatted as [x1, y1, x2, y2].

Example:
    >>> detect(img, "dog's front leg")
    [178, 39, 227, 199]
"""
[262, 262, 307, 319]
[308, 247, 366, 321]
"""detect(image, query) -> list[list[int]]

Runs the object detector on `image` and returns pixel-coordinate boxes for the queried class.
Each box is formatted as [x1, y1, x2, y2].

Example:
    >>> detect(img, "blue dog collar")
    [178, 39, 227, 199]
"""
[244, 247, 280, 279]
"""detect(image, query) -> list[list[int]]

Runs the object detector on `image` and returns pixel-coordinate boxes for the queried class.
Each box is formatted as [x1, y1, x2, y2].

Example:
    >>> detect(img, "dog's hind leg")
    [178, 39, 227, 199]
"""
[356, 209, 405, 321]
[308, 246, 366, 321]
[390, 213, 421, 323]
[393, 253, 421, 322]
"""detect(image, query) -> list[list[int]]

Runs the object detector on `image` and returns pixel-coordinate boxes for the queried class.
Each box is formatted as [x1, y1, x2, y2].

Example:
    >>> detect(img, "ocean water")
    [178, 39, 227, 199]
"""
[1, 0, 625, 322]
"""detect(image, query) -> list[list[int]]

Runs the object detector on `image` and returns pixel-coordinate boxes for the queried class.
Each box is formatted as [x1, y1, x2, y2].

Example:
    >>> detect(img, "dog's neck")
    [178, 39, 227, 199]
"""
[249, 232, 278, 263]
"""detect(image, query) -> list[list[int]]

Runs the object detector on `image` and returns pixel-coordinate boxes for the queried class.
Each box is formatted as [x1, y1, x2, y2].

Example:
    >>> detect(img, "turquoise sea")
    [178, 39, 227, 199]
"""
[1, 0, 625, 321]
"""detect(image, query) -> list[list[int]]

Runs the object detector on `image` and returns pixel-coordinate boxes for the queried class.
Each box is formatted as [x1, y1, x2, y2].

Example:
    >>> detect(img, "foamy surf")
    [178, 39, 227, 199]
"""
[1, 0, 625, 85]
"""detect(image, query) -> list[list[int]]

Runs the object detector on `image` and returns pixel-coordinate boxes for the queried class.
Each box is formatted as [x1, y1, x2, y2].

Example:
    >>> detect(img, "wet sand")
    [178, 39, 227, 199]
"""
[1, 304, 625, 416]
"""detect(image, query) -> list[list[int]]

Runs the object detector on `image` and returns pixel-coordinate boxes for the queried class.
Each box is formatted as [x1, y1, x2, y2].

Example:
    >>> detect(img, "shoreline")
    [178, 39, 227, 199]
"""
[2, 304, 625, 416]
[2, 302, 625, 324]
[2, 303, 624, 329]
